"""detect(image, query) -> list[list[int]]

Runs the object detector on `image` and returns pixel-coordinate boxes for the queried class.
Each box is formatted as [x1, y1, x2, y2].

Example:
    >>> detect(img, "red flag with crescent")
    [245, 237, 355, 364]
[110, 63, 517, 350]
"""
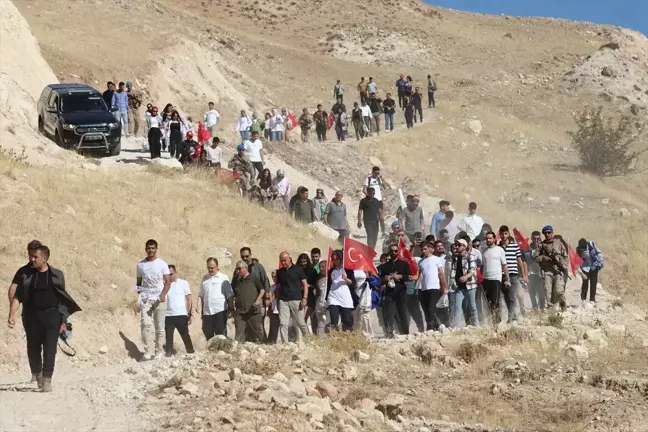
[325, 247, 334, 275]
[569, 245, 583, 276]
[343, 237, 377, 273]
[513, 227, 530, 251]
[397, 237, 418, 275]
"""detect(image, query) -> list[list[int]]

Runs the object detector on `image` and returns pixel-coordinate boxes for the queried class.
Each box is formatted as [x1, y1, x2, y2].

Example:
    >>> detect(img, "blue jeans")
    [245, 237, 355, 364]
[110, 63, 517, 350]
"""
[239, 130, 249, 141]
[450, 288, 478, 328]
[385, 112, 395, 131]
[271, 131, 282, 141]
[328, 305, 353, 331]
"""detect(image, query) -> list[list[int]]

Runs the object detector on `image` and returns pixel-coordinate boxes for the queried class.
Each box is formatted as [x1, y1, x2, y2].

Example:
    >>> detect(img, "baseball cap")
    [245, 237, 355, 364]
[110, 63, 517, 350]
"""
[542, 225, 553, 233]
[236, 144, 245, 151]
[456, 239, 468, 247]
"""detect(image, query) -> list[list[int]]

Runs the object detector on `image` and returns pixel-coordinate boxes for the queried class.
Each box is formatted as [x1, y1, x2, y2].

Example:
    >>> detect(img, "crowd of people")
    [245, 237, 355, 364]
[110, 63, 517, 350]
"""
[6, 204, 603, 390]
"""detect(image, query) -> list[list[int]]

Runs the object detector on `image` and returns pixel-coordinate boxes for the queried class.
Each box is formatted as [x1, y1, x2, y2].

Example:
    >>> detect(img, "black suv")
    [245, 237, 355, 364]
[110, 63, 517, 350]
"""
[37, 84, 122, 155]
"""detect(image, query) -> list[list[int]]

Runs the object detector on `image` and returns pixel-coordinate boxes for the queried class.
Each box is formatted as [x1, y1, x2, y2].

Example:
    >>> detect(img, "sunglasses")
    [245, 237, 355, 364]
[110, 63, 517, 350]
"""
[542, 231, 553, 235]
[241, 255, 250, 259]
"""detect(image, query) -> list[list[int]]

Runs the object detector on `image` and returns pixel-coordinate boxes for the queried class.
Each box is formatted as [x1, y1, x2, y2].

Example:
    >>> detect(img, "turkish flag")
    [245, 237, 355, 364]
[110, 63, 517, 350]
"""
[398, 237, 418, 275]
[343, 237, 377, 273]
[287, 113, 298, 130]
[513, 227, 530, 251]
[569, 245, 583, 276]
[325, 247, 334, 275]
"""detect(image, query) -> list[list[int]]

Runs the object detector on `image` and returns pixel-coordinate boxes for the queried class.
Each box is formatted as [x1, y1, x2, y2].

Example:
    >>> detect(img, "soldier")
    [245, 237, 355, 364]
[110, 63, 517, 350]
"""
[298, 108, 313, 143]
[126, 82, 143, 137]
[228, 144, 254, 192]
[533, 225, 569, 310]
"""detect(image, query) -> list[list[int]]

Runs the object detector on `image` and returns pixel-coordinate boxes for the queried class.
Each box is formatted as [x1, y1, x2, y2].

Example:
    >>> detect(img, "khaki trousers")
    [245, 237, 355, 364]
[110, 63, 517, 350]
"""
[140, 300, 166, 356]
[543, 271, 566, 308]
[278, 300, 308, 344]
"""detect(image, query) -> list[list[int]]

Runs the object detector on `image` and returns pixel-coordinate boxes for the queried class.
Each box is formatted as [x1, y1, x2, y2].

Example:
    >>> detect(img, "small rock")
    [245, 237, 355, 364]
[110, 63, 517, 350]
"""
[342, 366, 358, 381]
[377, 393, 405, 420]
[490, 383, 501, 395]
[566, 344, 589, 360]
[179, 382, 200, 396]
[467, 119, 482, 135]
[316, 381, 339, 400]
[288, 377, 306, 396]
[229, 368, 242, 381]
[549, 196, 561, 204]
[601, 66, 615, 77]
[619, 208, 631, 218]
[351, 350, 371, 362]
[98, 345, 109, 354]
[601, 198, 610, 205]
[64, 204, 77, 217]
[272, 372, 288, 383]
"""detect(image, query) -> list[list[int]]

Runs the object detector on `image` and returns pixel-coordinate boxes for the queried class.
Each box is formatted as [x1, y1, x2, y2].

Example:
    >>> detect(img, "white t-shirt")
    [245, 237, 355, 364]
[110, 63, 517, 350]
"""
[459, 214, 484, 241]
[364, 175, 382, 201]
[236, 116, 251, 132]
[245, 139, 263, 163]
[483, 246, 507, 281]
[136, 258, 170, 302]
[274, 177, 291, 196]
[204, 145, 222, 163]
[271, 115, 285, 132]
[166, 279, 191, 316]
[418, 255, 444, 290]
[199, 272, 233, 315]
[354, 270, 372, 309]
[327, 268, 354, 308]
[204, 109, 220, 127]
[360, 105, 372, 117]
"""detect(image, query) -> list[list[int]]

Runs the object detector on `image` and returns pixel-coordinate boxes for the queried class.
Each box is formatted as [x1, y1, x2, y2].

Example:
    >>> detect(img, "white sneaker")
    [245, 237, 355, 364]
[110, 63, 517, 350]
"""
[141, 353, 153, 362]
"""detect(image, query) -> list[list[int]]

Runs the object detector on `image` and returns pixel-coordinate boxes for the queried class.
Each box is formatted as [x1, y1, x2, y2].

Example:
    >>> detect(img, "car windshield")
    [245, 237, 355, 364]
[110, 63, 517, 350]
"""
[60, 95, 107, 113]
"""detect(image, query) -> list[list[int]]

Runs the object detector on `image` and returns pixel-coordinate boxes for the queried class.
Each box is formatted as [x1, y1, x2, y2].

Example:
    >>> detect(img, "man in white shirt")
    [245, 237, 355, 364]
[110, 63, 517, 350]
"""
[417, 241, 448, 331]
[458, 202, 484, 241]
[199, 257, 233, 340]
[439, 211, 461, 241]
[482, 231, 510, 324]
[136, 239, 171, 360]
[205, 137, 223, 168]
[204, 102, 220, 137]
[360, 101, 372, 136]
[165, 265, 194, 356]
[274, 169, 292, 210]
[244, 130, 265, 180]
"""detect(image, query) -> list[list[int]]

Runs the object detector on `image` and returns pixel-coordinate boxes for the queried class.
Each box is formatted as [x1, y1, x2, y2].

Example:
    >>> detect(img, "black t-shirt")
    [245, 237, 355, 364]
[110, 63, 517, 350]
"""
[102, 89, 114, 107]
[455, 257, 466, 290]
[359, 197, 381, 223]
[412, 92, 423, 107]
[382, 99, 396, 114]
[28, 269, 58, 311]
[379, 259, 411, 295]
[369, 98, 383, 114]
[276, 264, 307, 301]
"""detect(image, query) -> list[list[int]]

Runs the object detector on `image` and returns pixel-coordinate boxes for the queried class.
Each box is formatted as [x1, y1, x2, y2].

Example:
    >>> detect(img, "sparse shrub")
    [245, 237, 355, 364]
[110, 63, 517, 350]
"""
[569, 107, 647, 177]
[545, 313, 564, 329]
[453, 342, 488, 363]
[612, 298, 623, 307]
[341, 387, 371, 407]
[207, 335, 234, 352]
[311, 331, 373, 354]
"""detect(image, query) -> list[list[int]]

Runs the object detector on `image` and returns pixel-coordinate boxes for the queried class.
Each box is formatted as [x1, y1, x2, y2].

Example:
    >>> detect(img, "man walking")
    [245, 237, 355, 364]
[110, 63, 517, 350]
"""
[136, 239, 171, 361]
[533, 225, 568, 310]
[418, 241, 448, 330]
[333, 79, 344, 102]
[397, 194, 425, 244]
[298, 108, 313, 143]
[231, 261, 265, 342]
[430, 200, 450, 238]
[427, 74, 437, 108]
[324, 191, 349, 243]
[103, 81, 115, 108]
[482, 232, 510, 323]
[8, 245, 81, 392]
[458, 202, 484, 241]
[274, 169, 291, 210]
[449, 239, 479, 327]
[357, 77, 368, 105]
[275, 252, 309, 344]
[126, 82, 142, 137]
[363, 166, 387, 235]
[293, 187, 316, 223]
[411, 87, 424, 123]
[228, 144, 254, 192]
[358, 187, 383, 250]
[111, 81, 129, 136]
[199, 257, 233, 340]
[236, 247, 271, 292]
[526, 231, 545, 311]
[244, 130, 264, 180]
[395, 74, 408, 108]
[7, 239, 42, 321]
[369, 93, 383, 136]
[360, 100, 372, 136]
[164, 265, 194, 356]
[204, 102, 220, 138]
[382, 93, 396, 132]
[499, 225, 528, 320]
[313, 104, 328, 142]
[380, 244, 411, 337]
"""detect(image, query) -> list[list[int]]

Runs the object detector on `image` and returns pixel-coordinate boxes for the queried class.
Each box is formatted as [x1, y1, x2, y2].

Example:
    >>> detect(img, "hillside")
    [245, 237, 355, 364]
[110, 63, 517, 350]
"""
[1, 0, 648, 430]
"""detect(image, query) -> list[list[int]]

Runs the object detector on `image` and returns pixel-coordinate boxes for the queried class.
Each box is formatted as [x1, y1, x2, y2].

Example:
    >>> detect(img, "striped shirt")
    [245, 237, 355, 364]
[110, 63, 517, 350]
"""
[501, 241, 521, 275]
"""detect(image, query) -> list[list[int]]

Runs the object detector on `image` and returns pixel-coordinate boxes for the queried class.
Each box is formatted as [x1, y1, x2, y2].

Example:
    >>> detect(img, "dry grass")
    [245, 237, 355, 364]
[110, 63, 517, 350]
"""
[453, 341, 489, 363]
[0, 155, 335, 366]
[308, 331, 374, 355]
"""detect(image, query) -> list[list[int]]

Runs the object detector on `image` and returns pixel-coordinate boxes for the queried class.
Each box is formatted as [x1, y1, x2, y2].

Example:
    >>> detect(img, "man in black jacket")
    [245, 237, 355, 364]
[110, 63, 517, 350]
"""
[8, 245, 81, 392]
[380, 243, 411, 338]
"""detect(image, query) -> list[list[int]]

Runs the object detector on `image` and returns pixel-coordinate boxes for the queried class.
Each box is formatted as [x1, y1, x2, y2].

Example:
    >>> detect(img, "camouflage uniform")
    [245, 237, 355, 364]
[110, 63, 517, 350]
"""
[228, 153, 253, 191]
[298, 113, 313, 143]
[127, 88, 143, 136]
[533, 238, 568, 309]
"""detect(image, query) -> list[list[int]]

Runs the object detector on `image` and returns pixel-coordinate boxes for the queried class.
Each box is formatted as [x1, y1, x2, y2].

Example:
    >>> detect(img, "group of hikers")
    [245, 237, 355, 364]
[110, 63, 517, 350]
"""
[5, 200, 603, 391]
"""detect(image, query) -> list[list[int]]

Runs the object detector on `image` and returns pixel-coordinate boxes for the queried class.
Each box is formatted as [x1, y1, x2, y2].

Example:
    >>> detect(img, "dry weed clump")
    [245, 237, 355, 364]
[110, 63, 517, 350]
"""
[310, 331, 373, 354]
[340, 387, 371, 407]
[453, 341, 489, 363]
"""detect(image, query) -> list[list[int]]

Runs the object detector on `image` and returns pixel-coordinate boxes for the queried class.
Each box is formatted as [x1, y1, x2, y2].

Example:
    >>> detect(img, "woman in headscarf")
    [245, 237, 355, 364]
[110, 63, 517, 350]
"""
[326, 250, 355, 331]
[145, 106, 163, 159]
[313, 189, 328, 222]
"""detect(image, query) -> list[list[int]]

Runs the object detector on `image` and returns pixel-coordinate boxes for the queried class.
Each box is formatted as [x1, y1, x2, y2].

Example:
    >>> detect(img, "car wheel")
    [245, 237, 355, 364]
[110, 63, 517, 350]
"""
[54, 129, 63, 147]
[109, 141, 121, 156]
[38, 117, 44, 134]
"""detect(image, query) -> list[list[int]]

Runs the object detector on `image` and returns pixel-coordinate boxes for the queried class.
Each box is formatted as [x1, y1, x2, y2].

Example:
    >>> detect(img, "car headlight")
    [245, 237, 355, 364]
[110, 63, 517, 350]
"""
[62, 123, 77, 130]
[109, 123, 119, 129]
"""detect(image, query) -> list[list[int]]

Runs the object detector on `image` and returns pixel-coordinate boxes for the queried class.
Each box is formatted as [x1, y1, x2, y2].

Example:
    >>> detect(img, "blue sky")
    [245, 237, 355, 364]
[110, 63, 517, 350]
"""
[426, 0, 648, 36]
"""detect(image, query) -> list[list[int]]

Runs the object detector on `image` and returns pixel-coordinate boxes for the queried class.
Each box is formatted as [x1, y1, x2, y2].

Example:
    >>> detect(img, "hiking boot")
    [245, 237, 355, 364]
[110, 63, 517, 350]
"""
[41, 377, 52, 392]
[31, 373, 43, 388]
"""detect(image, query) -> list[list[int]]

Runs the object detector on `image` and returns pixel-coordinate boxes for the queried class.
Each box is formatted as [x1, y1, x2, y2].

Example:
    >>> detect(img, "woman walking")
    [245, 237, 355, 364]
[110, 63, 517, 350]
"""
[326, 250, 355, 331]
[145, 106, 163, 159]
[351, 102, 363, 141]
[577, 238, 604, 303]
[335, 108, 348, 142]
[313, 189, 329, 222]
[166, 112, 185, 159]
